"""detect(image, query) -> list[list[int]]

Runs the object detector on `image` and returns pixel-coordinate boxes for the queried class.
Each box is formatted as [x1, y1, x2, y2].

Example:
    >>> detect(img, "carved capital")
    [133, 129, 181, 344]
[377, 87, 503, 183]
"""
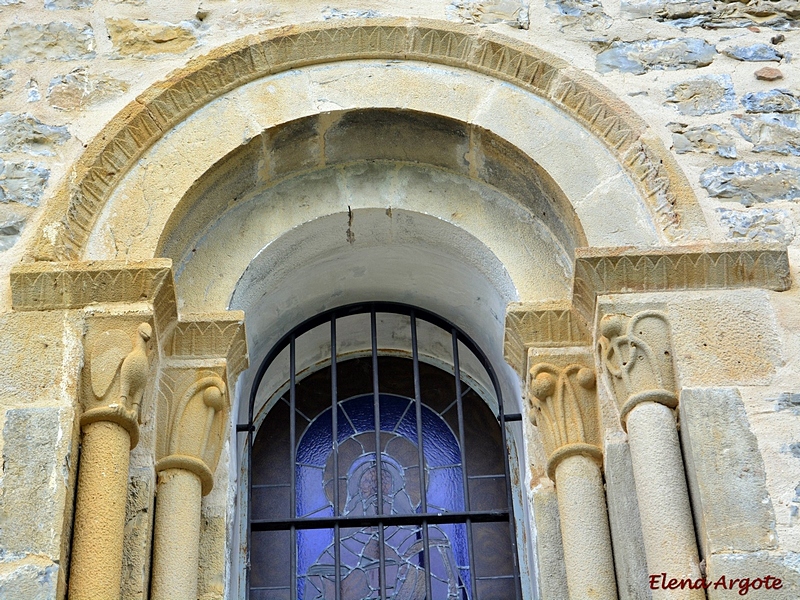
[597, 310, 678, 430]
[156, 369, 229, 495]
[81, 319, 155, 448]
[527, 362, 603, 480]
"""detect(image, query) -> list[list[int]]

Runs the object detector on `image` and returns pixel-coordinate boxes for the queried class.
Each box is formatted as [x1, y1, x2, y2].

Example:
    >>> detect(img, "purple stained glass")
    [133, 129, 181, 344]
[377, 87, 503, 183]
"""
[296, 394, 471, 599]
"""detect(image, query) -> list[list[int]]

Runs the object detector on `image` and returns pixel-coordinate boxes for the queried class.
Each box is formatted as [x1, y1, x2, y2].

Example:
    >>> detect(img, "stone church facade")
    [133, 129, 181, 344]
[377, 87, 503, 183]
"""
[0, 1, 798, 599]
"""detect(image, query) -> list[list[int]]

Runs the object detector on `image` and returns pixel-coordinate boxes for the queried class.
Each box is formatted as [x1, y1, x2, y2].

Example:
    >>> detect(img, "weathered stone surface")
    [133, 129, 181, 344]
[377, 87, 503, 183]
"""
[755, 66, 783, 81]
[700, 160, 800, 204]
[547, 0, 612, 31]
[121, 469, 154, 600]
[45, 0, 93, 8]
[446, 0, 530, 28]
[0, 23, 94, 63]
[26, 79, 41, 103]
[0, 561, 59, 600]
[0, 160, 49, 207]
[0, 212, 25, 252]
[723, 43, 783, 61]
[771, 392, 800, 414]
[742, 89, 800, 113]
[106, 19, 197, 56]
[0, 113, 70, 156]
[532, 482, 569, 600]
[706, 552, 800, 599]
[596, 38, 716, 74]
[621, 0, 715, 20]
[665, 74, 735, 116]
[321, 7, 382, 19]
[0, 407, 75, 561]
[47, 68, 128, 111]
[732, 113, 800, 155]
[605, 434, 651, 600]
[680, 388, 777, 555]
[717, 207, 795, 243]
[0, 69, 12, 99]
[669, 122, 737, 157]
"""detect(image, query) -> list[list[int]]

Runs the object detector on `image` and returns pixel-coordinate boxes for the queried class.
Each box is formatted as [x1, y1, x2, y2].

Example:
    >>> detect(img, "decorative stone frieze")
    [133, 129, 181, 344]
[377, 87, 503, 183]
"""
[597, 310, 677, 430]
[528, 361, 602, 480]
[573, 243, 790, 322]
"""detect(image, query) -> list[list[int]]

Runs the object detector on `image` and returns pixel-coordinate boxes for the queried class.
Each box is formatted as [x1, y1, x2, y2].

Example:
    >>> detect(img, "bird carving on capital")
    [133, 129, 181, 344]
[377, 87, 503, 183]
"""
[89, 322, 152, 422]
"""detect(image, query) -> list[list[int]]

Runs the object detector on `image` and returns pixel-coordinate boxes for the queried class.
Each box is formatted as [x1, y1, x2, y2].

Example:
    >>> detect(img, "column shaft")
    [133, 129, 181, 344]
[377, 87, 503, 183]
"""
[627, 402, 704, 600]
[555, 454, 618, 600]
[69, 421, 131, 600]
[151, 468, 203, 600]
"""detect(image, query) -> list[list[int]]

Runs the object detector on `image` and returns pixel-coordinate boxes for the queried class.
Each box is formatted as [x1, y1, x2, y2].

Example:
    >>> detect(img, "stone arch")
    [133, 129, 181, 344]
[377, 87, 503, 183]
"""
[28, 17, 708, 264]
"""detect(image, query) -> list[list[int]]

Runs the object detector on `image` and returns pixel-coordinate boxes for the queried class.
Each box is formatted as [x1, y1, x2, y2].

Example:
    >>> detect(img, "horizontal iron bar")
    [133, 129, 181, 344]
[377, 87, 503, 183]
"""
[251, 510, 510, 532]
[503, 413, 523, 422]
[236, 423, 255, 432]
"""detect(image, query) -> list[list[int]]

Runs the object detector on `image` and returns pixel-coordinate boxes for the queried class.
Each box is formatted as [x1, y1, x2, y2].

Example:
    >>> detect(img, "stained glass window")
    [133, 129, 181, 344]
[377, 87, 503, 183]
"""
[247, 304, 521, 600]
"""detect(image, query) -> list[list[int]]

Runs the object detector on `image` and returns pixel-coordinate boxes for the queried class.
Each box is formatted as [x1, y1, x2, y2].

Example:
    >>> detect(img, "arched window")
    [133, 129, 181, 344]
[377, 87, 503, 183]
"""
[246, 303, 522, 599]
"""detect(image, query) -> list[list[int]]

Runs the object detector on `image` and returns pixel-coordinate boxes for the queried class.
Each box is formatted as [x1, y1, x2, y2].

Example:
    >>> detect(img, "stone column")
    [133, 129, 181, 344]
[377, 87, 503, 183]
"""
[599, 310, 703, 600]
[151, 374, 229, 600]
[528, 361, 618, 600]
[69, 323, 152, 600]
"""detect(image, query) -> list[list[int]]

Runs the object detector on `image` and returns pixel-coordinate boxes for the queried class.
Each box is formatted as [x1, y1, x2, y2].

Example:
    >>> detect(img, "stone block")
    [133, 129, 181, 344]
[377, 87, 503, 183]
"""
[596, 39, 715, 75]
[732, 113, 800, 156]
[700, 161, 800, 205]
[0, 561, 59, 600]
[546, 0, 611, 32]
[741, 90, 800, 114]
[665, 74, 736, 116]
[0, 160, 49, 207]
[532, 482, 569, 600]
[0, 311, 83, 406]
[705, 552, 799, 599]
[47, 68, 128, 111]
[723, 44, 783, 62]
[717, 207, 795, 244]
[680, 388, 777, 556]
[0, 113, 70, 156]
[0, 407, 76, 564]
[0, 23, 94, 63]
[0, 69, 12, 99]
[669, 292, 781, 386]
[446, 0, 530, 29]
[0, 207, 26, 252]
[106, 19, 197, 56]
[605, 434, 651, 600]
[669, 123, 736, 158]
[45, 0, 93, 8]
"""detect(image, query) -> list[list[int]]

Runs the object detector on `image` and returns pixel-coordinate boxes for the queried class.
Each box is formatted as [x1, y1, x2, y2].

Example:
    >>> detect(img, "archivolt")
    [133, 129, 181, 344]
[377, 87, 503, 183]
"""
[29, 17, 706, 262]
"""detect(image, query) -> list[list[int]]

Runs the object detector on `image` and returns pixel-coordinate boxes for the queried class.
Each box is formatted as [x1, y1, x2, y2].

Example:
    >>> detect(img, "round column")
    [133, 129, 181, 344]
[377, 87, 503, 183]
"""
[69, 407, 138, 600]
[627, 402, 704, 600]
[554, 453, 618, 600]
[150, 466, 204, 600]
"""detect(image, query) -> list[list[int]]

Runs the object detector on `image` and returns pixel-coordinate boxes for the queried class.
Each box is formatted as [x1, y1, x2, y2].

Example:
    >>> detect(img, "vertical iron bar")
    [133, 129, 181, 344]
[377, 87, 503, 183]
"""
[331, 317, 342, 600]
[496, 366, 523, 600]
[289, 337, 298, 600]
[410, 312, 433, 599]
[370, 308, 387, 599]
[452, 330, 478, 600]
[246, 424, 253, 598]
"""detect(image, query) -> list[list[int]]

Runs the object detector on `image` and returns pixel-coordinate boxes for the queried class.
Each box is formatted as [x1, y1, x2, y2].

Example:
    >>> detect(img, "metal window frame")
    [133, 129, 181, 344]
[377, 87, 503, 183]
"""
[242, 302, 523, 600]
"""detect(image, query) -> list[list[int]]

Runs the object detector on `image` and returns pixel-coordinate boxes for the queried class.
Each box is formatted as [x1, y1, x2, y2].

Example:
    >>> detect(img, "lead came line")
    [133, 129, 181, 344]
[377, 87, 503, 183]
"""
[331, 317, 342, 600]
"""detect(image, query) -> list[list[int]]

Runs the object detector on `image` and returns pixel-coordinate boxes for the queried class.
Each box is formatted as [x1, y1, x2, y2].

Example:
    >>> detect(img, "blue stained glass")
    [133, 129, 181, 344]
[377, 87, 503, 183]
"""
[295, 394, 471, 599]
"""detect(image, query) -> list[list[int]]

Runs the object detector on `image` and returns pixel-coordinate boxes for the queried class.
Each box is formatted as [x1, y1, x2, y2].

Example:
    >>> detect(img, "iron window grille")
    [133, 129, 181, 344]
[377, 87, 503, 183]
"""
[243, 302, 523, 600]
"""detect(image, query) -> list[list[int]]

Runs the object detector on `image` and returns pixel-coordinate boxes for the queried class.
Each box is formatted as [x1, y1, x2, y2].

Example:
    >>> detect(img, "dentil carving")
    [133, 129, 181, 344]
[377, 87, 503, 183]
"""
[597, 310, 678, 429]
[528, 363, 603, 480]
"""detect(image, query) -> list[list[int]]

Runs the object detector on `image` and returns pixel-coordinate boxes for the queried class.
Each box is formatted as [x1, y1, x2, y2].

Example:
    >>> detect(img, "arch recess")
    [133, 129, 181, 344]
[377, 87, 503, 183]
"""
[29, 17, 708, 265]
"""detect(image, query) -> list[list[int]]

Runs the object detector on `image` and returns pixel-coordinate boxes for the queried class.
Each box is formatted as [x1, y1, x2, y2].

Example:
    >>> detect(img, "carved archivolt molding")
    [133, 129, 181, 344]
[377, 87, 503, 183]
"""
[528, 362, 603, 480]
[598, 310, 678, 430]
[28, 18, 704, 262]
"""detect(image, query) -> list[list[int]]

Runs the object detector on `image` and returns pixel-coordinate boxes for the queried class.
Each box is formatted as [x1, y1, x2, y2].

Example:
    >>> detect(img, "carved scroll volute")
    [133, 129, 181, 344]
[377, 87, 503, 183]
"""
[82, 321, 153, 449]
[527, 363, 603, 480]
[156, 373, 228, 496]
[598, 310, 678, 430]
